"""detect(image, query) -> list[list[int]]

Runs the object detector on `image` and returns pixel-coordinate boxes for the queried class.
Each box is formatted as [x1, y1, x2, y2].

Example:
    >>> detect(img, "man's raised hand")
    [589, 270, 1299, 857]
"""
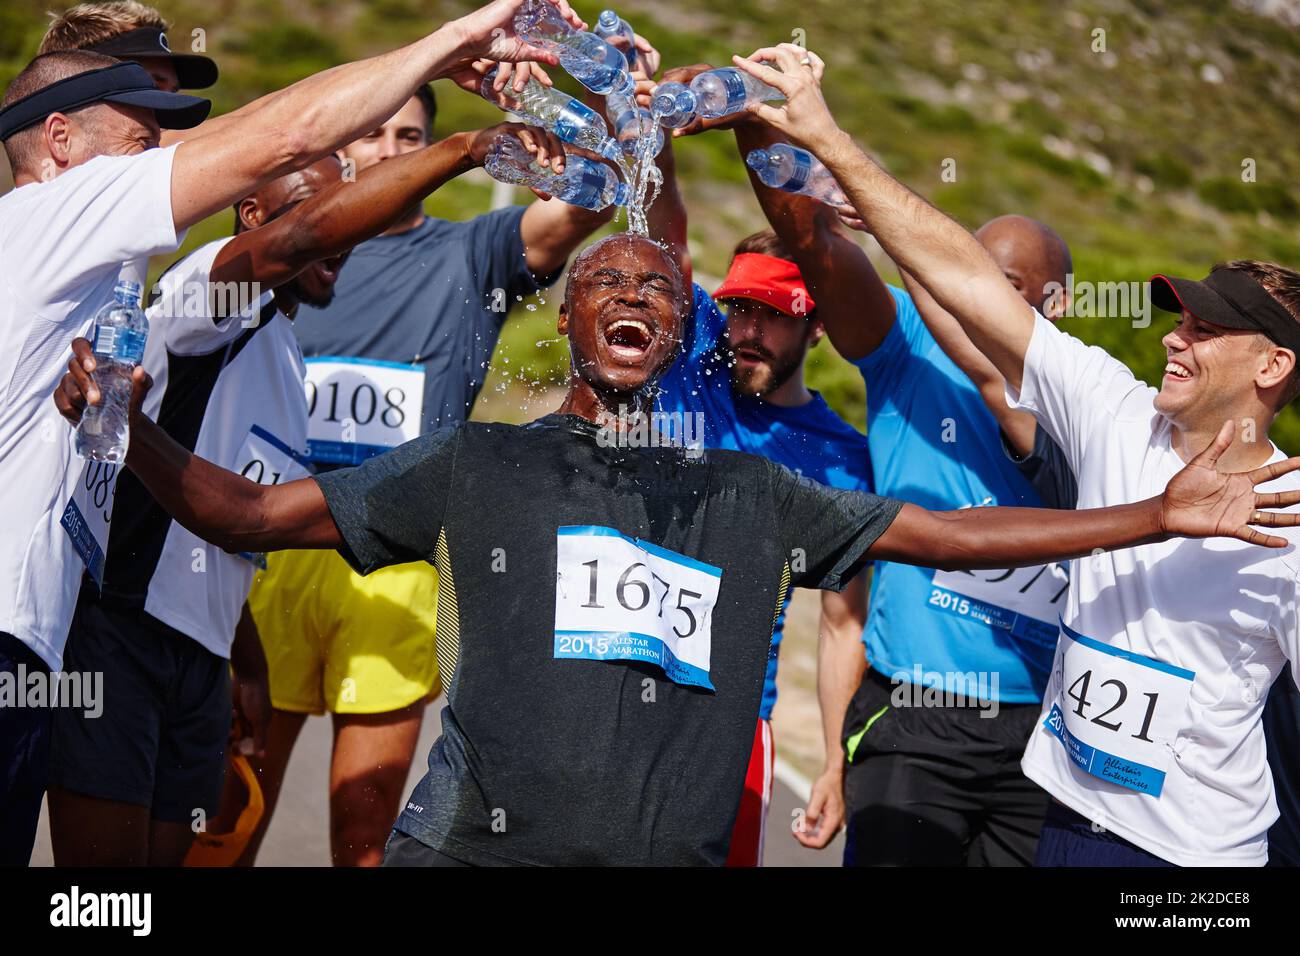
[731, 43, 840, 151]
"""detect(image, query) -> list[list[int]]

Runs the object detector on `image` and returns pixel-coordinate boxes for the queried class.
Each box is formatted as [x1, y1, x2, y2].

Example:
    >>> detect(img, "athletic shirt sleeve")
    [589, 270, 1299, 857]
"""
[147, 237, 256, 355]
[312, 425, 460, 574]
[1005, 312, 1157, 481]
[850, 285, 927, 407]
[462, 205, 558, 326]
[2, 145, 185, 311]
[766, 458, 903, 591]
[1000, 423, 1079, 510]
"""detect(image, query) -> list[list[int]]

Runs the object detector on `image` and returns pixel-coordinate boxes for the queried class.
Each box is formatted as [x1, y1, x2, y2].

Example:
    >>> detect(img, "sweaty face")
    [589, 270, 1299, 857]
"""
[560, 236, 685, 396]
[250, 158, 349, 308]
[1155, 309, 1265, 426]
[721, 298, 814, 398]
[342, 95, 429, 174]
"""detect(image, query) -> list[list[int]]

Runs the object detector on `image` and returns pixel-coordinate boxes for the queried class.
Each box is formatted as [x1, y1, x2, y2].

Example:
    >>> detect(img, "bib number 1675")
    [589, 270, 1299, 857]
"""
[554, 526, 722, 689]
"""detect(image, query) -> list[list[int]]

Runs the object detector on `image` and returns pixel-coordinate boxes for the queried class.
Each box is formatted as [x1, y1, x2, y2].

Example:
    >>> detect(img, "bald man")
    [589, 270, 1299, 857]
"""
[740, 135, 1070, 864]
[46, 122, 563, 866]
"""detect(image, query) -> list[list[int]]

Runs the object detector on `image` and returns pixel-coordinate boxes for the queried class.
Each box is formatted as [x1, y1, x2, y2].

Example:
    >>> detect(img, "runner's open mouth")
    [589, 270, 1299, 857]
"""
[603, 317, 655, 357]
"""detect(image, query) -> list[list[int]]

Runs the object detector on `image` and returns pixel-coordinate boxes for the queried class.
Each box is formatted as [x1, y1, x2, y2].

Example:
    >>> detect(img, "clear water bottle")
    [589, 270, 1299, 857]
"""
[746, 143, 849, 206]
[484, 135, 629, 211]
[593, 10, 650, 76]
[514, 0, 633, 96]
[651, 81, 697, 129]
[76, 279, 147, 463]
[607, 87, 664, 157]
[480, 68, 623, 163]
[691, 67, 783, 120]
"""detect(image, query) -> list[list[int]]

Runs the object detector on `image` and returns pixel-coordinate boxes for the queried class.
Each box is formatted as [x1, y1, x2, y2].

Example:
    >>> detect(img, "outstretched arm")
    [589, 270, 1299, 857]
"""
[169, 0, 585, 231]
[209, 124, 566, 298]
[56, 356, 340, 554]
[732, 118, 896, 361]
[732, 45, 1035, 389]
[897, 269, 1038, 457]
[870, 420, 1300, 570]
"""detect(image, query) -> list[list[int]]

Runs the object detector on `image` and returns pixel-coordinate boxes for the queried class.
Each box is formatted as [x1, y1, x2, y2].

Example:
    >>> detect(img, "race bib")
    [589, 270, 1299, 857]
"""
[1044, 620, 1195, 798]
[553, 525, 722, 689]
[60, 459, 120, 588]
[304, 357, 424, 465]
[234, 425, 312, 567]
[929, 563, 1069, 647]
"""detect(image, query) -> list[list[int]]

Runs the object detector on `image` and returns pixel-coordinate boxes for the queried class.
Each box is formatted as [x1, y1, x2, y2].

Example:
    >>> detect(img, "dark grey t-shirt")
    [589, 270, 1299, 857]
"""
[314, 413, 902, 865]
[1001, 424, 1079, 511]
[294, 207, 557, 433]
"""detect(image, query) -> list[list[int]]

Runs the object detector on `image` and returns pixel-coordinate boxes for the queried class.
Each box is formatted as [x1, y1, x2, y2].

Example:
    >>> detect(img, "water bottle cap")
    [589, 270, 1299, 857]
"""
[745, 149, 771, 171]
[114, 279, 143, 305]
[597, 10, 619, 28]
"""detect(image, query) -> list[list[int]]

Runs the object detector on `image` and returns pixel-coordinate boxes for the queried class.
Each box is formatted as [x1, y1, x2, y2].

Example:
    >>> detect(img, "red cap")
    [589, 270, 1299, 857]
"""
[713, 253, 816, 318]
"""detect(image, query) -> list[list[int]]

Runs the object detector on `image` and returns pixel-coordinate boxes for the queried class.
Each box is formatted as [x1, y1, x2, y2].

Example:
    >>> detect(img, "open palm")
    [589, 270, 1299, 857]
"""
[1162, 421, 1300, 547]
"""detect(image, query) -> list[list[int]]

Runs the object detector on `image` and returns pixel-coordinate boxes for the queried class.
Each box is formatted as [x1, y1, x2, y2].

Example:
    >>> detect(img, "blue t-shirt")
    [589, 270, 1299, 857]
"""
[854, 287, 1057, 703]
[294, 207, 555, 433]
[656, 284, 874, 719]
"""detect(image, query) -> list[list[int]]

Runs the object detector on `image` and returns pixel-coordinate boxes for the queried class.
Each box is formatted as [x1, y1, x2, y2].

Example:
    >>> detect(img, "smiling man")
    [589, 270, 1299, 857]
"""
[734, 41, 1300, 866]
[54, 233, 1300, 866]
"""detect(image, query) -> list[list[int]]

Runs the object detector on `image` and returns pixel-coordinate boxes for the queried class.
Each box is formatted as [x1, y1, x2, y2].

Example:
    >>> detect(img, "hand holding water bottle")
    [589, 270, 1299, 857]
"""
[56, 337, 154, 436]
[442, 0, 586, 75]
[730, 44, 842, 153]
[450, 56, 555, 101]
[652, 64, 759, 138]
[466, 121, 568, 197]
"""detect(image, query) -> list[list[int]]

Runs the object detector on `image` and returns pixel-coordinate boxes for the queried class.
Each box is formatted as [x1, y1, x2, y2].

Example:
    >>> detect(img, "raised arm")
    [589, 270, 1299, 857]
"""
[897, 269, 1039, 457]
[870, 420, 1300, 569]
[209, 123, 565, 297]
[169, 0, 585, 231]
[732, 45, 1035, 389]
[732, 118, 896, 361]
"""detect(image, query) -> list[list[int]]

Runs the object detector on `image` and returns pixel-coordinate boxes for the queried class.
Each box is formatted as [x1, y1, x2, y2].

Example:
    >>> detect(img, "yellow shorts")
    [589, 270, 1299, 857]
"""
[248, 549, 441, 715]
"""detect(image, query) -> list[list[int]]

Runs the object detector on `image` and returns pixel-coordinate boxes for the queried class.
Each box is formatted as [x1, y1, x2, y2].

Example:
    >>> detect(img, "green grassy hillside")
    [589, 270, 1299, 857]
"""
[4, 0, 1299, 444]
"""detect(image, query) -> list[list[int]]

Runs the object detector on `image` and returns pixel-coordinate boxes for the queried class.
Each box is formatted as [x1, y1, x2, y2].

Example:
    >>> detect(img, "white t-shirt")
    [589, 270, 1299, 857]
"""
[96, 237, 310, 658]
[1010, 312, 1300, 866]
[0, 146, 184, 670]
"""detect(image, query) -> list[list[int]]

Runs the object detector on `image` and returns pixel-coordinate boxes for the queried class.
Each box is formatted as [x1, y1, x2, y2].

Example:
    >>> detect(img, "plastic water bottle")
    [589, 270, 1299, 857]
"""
[484, 135, 629, 211]
[607, 87, 664, 157]
[746, 143, 849, 206]
[593, 10, 650, 76]
[691, 67, 783, 120]
[651, 81, 697, 129]
[76, 280, 147, 463]
[652, 68, 783, 128]
[480, 69, 623, 163]
[514, 0, 633, 96]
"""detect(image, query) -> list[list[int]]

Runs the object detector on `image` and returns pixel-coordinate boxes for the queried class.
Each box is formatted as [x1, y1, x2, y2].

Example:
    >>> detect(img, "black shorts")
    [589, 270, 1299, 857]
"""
[841, 668, 1050, 866]
[0, 631, 53, 865]
[49, 593, 230, 823]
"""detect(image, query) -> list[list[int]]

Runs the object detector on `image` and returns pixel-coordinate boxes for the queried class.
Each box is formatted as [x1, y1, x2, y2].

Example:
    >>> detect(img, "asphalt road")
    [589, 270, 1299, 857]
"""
[31, 700, 842, 867]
